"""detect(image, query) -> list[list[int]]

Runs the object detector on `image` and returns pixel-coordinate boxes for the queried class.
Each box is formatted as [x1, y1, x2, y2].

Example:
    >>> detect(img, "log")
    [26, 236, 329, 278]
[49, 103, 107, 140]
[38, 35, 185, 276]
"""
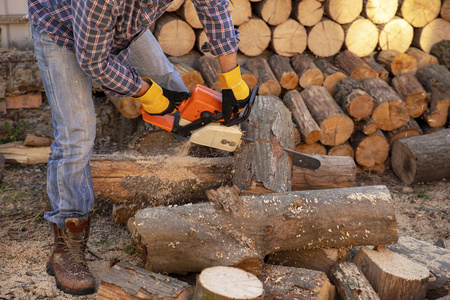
[343, 17, 379, 58]
[177, 0, 202, 29]
[325, 0, 363, 24]
[398, 0, 441, 28]
[96, 262, 193, 300]
[291, 54, 324, 88]
[391, 129, 450, 184]
[0, 141, 51, 164]
[154, 13, 195, 57]
[193, 266, 264, 300]
[353, 246, 429, 300]
[228, 0, 252, 26]
[24, 134, 53, 147]
[195, 30, 211, 55]
[327, 142, 354, 159]
[378, 17, 414, 53]
[295, 143, 327, 155]
[361, 77, 409, 131]
[363, 0, 398, 24]
[166, 0, 184, 12]
[330, 262, 381, 300]
[106, 94, 142, 119]
[268, 54, 299, 90]
[282, 90, 321, 144]
[307, 18, 345, 57]
[129, 185, 398, 274]
[391, 73, 427, 118]
[376, 50, 418, 76]
[314, 59, 347, 96]
[194, 55, 221, 90]
[334, 50, 378, 81]
[301, 86, 354, 146]
[412, 18, 450, 53]
[237, 17, 271, 57]
[245, 58, 281, 96]
[253, 0, 292, 26]
[384, 118, 423, 147]
[292, 154, 356, 190]
[258, 264, 336, 299]
[442, 0, 450, 22]
[351, 130, 389, 167]
[269, 19, 307, 57]
[241, 66, 258, 91]
[291, 0, 324, 26]
[387, 236, 450, 299]
[354, 118, 378, 135]
[405, 47, 439, 69]
[430, 40, 450, 70]
[334, 77, 376, 121]
[361, 54, 390, 83]
[169, 56, 205, 92]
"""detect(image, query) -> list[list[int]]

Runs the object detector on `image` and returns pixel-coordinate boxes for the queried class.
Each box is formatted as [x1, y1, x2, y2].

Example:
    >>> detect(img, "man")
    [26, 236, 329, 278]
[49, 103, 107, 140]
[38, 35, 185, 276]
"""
[28, 0, 250, 295]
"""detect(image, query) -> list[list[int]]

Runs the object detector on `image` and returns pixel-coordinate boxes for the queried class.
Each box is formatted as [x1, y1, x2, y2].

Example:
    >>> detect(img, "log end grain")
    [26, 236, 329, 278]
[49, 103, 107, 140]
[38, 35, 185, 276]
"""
[323, 72, 347, 96]
[345, 90, 376, 121]
[354, 132, 389, 167]
[299, 69, 325, 88]
[391, 53, 418, 76]
[319, 114, 354, 146]
[371, 100, 410, 131]
[350, 66, 378, 81]
[405, 92, 428, 118]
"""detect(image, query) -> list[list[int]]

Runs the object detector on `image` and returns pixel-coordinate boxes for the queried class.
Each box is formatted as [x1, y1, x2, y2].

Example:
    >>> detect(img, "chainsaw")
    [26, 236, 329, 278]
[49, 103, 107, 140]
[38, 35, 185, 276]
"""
[141, 84, 321, 170]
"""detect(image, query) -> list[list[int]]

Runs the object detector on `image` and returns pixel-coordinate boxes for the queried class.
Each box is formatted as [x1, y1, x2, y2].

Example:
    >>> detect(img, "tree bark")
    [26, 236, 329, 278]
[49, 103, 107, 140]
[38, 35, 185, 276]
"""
[384, 118, 423, 147]
[295, 143, 327, 155]
[314, 59, 347, 96]
[397, 0, 440, 28]
[24, 134, 53, 147]
[391, 73, 427, 118]
[441, 0, 450, 22]
[335, 77, 376, 121]
[378, 17, 414, 53]
[362, 0, 398, 24]
[194, 55, 221, 90]
[405, 47, 439, 69]
[335, 50, 378, 81]
[291, 0, 324, 26]
[245, 57, 281, 96]
[291, 54, 324, 88]
[351, 130, 389, 167]
[254, 0, 292, 25]
[307, 18, 345, 57]
[376, 50, 418, 76]
[237, 17, 271, 56]
[412, 18, 450, 53]
[324, 0, 363, 24]
[268, 54, 299, 90]
[354, 118, 378, 135]
[270, 19, 307, 57]
[361, 53, 390, 83]
[154, 13, 195, 57]
[342, 17, 379, 58]
[430, 40, 450, 70]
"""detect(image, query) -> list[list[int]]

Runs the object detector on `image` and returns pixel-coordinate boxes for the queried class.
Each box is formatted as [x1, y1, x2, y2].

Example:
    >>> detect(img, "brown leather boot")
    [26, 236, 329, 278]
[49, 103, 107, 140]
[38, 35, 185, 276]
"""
[46, 217, 96, 295]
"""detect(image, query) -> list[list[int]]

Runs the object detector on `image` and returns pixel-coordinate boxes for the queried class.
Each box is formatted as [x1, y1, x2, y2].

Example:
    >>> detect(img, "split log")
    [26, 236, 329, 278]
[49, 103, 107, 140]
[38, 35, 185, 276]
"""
[291, 154, 356, 190]
[334, 77, 375, 121]
[228, 0, 252, 26]
[361, 54, 390, 83]
[378, 17, 414, 53]
[441, 0, 450, 22]
[398, 0, 441, 28]
[268, 54, 299, 90]
[282, 90, 321, 144]
[96, 262, 193, 300]
[376, 50, 418, 76]
[169, 56, 205, 92]
[194, 55, 221, 90]
[106, 95, 142, 119]
[391, 73, 427, 118]
[391, 129, 450, 184]
[354, 118, 378, 135]
[194, 266, 264, 300]
[253, 0, 292, 25]
[291, 54, 324, 88]
[314, 59, 347, 96]
[335, 50, 377, 81]
[405, 47, 439, 69]
[24, 134, 53, 147]
[259, 264, 336, 299]
[270, 19, 307, 57]
[237, 17, 271, 56]
[325, 0, 363, 24]
[387, 236, 450, 299]
[430, 40, 450, 70]
[327, 142, 354, 159]
[361, 77, 409, 131]
[363, 0, 398, 24]
[412, 18, 450, 53]
[295, 143, 327, 155]
[384, 118, 423, 147]
[353, 246, 429, 300]
[351, 130, 389, 167]
[343, 17, 379, 58]
[330, 262, 381, 300]
[291, 0, 324, 27]
[154, 13, 195, 57]
[177, 0, 202, 29]
[245, 58, 281, 96]
[129, 185, 398, 274]
[301, 86, 354, 146]
[0, 141, 51, 164]
[307, 18, 345, 57]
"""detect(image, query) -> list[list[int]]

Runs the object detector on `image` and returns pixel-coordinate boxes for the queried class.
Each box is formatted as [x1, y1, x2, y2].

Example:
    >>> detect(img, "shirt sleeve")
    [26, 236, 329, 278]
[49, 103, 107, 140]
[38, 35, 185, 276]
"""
[192, 0, 240, 56]
[71, 0, 143, 97]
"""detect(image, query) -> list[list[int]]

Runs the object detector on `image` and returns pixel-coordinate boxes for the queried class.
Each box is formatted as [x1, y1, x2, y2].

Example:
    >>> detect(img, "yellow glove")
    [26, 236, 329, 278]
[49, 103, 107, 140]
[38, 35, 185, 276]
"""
[218, 65, 251, 121]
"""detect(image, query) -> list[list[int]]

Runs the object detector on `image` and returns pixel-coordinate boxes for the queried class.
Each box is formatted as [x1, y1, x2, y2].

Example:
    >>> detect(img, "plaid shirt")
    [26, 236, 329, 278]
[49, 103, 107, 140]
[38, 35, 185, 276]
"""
[28, 0, 239, 97]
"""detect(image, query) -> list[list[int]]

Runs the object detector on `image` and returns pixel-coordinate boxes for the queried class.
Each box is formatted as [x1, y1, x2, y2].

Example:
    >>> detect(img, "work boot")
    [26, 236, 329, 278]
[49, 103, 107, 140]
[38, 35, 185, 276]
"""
[46, 217, 96, 295]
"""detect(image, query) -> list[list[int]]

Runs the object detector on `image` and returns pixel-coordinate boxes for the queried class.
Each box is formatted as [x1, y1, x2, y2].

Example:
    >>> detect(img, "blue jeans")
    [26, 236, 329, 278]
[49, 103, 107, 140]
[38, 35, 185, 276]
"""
[31, 26, 187, 228]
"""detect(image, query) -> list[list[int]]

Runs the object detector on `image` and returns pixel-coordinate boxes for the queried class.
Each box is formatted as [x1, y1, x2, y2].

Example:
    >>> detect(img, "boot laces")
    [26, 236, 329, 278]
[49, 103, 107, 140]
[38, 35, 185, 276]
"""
[57, 231, 88, 268]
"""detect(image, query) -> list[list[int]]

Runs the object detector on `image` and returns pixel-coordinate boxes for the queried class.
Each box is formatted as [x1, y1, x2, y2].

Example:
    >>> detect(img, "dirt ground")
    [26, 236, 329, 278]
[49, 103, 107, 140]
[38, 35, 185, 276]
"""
[0, 101, 449, 299]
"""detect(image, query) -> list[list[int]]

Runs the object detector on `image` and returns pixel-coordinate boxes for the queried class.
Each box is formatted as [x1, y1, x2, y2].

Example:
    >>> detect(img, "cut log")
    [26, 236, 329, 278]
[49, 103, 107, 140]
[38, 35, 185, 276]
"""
[291, 0, 324, 26]
[253, 0, 292, 25]
[129, 185, 398, 274]
[177, 0, 202, 29]
[106, 94, 142, 119]
[282, 90, 321, 144]
[307, 18, 345, 57]
[291, 54, 324, 88]
[405, 47, 439, 69]
[169, 56, 205, 92]
[292, 154, 356, 190]
[270, 19, 307, 57]
[363, 0, 398, 24]
[412, 18, 450, 53]
[5, 94, 42, 109]
[354, 118, 378, 135]
[314, 59, 347, 96]
[430, 40, 450, 70]
[353, 246, 429, 300]
[96, 262, 193, 300]
[0, 141, 50, 164]
[335, 50, 377, 81]
[259, 264, 336, 299]
[378, 17, 414, 53]
[295, 143, 328, 155]
[194, 266, 264, 300]
[351, 130, 389, 167]
[343, 17, 379, 58]
[391, 73, 427, 118]
[391, 129, 450, 184]
[195, 30, 211, 55]
[384, 118, 423, 147]
[442, 0, 450, 22]
[376, 50, 418, 76]
[166, 0, 184, 12]
[361, 53, 390, 83]
[268, 54, 299, 90]
[301, 86, 354, 146]
[325, 0, 363, 24]
[334, 77, 376, 120]
[330, 262, 381, 300]
[361, 77, 409, 131]
[154, 13, 195, 57]
[327, 142, 354, 159]
[228, 0, 252, 26]
[24, 134, 53, 147]
[194, 55, 221, 90]
[238, 17, 271, 57]
[233, 95, 293, 193]
[387, 236, 450, 299]
[241, 66, 258, 91]
[398, 0, 441, 28]
[245, 58, 281, 96]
